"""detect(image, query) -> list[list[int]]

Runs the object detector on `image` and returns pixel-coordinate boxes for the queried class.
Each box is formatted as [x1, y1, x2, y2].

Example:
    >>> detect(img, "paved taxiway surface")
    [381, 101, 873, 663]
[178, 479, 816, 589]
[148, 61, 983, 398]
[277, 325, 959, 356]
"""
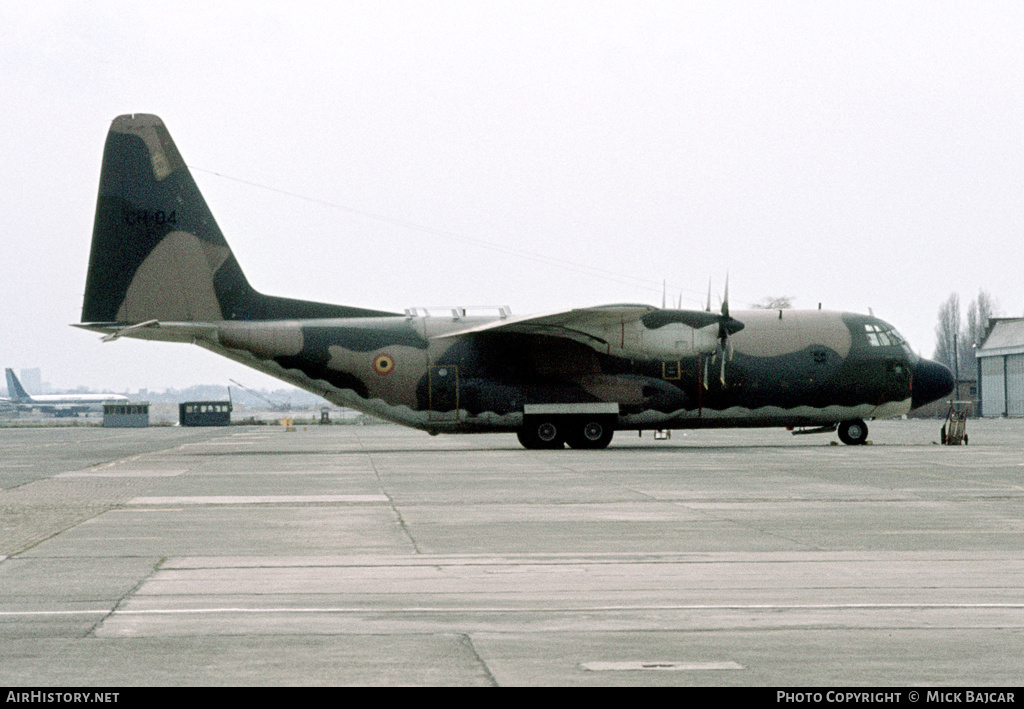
[2, 419, 1023, 686]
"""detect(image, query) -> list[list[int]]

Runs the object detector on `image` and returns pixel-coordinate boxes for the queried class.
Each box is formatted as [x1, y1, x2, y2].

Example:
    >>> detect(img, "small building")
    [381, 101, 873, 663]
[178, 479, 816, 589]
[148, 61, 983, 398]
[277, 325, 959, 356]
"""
[179, 401, 232, 427]
[976, 318, 1024, 417]
[103, 401, 150, 428]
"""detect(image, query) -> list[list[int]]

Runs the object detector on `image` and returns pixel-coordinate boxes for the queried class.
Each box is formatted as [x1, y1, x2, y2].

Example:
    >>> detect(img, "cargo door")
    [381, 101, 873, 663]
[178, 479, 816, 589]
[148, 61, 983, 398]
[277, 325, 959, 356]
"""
[428, 365, 460, 421]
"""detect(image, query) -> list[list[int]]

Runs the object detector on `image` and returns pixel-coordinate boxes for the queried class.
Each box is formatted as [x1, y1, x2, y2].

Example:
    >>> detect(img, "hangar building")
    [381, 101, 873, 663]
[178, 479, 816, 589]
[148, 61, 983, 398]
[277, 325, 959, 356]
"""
[976, 318, 1024, 418]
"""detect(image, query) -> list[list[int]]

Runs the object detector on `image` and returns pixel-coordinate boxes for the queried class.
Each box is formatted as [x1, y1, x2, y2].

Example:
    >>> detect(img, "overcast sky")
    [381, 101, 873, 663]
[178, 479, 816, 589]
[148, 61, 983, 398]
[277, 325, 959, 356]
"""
[2, 1, 1022, 393]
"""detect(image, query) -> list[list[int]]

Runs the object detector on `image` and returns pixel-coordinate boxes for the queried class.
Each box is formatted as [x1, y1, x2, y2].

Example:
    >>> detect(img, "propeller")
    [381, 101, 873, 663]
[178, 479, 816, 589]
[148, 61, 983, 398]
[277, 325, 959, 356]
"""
[712, 276, 745, 387]
[649, 277, 744, 388]
[711, 276, 744, 387]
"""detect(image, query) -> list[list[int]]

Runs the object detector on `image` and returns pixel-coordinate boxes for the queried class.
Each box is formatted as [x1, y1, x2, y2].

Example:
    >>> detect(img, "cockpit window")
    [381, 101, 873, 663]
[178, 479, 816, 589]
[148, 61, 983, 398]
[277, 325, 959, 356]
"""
[864, 323, 906, 348]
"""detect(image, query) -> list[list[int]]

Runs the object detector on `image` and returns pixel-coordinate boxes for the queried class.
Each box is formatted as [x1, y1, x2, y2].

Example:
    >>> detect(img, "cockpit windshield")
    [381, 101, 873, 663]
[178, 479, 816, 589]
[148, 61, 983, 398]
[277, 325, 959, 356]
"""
[864, 322, 910, 352]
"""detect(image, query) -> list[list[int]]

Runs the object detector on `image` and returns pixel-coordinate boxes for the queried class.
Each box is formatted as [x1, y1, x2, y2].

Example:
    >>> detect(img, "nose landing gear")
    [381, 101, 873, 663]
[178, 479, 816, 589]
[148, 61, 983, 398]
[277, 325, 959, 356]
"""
[838, 418, 868, 445]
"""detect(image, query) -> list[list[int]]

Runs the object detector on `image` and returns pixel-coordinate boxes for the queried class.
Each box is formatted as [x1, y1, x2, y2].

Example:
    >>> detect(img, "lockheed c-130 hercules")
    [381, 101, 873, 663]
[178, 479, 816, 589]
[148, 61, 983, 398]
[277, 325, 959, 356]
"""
[76, 114, 955, 449]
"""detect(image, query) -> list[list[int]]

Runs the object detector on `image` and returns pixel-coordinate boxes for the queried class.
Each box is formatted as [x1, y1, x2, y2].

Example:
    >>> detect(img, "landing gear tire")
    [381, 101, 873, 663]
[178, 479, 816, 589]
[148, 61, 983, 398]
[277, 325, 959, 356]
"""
[517, 419, 564, 449]
[838, 418, 868, 446]
[566, 419, 614, 450]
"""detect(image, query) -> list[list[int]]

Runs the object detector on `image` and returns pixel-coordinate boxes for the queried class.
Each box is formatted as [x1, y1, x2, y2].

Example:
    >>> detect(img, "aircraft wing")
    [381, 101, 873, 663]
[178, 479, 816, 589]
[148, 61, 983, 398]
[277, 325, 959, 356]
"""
[430, 304, 732, 340]
[429, 304, 659, 343]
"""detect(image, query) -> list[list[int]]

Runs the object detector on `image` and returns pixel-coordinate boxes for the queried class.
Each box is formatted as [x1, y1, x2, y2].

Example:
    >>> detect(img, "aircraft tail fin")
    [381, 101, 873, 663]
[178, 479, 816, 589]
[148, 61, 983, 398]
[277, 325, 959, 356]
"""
[5, 369, 32, 402]
[82, 114, 393, 324]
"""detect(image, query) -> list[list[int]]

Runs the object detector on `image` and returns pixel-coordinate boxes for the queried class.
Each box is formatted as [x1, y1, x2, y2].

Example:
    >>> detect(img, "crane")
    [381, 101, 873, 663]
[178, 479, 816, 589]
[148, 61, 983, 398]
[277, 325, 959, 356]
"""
[228, 379, 291, 411]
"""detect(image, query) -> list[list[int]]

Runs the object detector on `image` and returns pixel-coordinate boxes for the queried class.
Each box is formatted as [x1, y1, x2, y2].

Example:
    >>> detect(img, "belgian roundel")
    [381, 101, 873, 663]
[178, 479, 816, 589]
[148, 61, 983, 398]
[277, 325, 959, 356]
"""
[373, 354, 395, 376]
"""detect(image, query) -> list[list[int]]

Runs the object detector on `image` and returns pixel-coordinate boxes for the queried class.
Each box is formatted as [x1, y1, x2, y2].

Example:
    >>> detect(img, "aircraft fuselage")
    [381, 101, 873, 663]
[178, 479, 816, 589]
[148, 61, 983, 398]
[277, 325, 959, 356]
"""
[175, 307, 931, 435]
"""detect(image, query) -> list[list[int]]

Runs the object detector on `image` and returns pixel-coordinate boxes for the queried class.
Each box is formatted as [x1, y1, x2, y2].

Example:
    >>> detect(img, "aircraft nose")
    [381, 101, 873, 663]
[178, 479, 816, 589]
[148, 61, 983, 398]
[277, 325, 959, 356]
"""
[912, 358, 955, 409]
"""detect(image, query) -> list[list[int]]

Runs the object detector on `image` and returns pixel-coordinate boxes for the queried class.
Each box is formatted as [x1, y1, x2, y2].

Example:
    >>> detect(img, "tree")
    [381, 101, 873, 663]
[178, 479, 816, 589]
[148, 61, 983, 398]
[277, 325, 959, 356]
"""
[752, 296, 794, 309]
[933, 293, 960, 374]
[960, 290, 997, 379]
[933, 289, 997, 380]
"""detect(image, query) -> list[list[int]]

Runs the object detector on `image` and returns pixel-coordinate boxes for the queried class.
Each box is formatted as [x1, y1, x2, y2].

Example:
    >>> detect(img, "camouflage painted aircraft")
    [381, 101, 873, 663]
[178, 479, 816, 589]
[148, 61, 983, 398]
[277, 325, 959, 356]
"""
[75, 114, 954, 448]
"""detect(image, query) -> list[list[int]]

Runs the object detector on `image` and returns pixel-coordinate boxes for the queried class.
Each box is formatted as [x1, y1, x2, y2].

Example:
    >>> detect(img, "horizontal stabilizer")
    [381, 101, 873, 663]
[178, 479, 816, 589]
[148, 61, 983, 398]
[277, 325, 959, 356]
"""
[74, 321, 220, 344]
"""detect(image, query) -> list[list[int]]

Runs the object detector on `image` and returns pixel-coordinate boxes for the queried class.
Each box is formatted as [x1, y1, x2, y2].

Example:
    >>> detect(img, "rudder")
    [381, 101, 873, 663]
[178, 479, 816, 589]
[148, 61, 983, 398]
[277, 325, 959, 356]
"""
[5, 369, 31, 402]
[82, 114, 393, 324]
[82, 114, 248, 323]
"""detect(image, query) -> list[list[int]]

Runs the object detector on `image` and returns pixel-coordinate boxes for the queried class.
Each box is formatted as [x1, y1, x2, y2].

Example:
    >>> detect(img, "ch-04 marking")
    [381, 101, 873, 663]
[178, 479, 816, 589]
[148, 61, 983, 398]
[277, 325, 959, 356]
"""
[123, 208, 177, 226]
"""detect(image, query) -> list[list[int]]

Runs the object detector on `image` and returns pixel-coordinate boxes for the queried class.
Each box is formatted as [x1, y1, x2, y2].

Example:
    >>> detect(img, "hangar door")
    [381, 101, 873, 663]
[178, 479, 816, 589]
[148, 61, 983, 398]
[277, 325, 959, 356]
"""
[1008, 354, 1024, 417]
[980, 356, 1005, 417]
[979, 355, 1024, 417]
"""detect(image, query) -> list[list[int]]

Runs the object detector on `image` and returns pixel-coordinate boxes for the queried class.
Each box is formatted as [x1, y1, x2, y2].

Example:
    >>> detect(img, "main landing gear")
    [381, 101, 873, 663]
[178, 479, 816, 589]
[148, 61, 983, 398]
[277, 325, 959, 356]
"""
[517, 416, 615, 450]
[837, 418, 868, 445]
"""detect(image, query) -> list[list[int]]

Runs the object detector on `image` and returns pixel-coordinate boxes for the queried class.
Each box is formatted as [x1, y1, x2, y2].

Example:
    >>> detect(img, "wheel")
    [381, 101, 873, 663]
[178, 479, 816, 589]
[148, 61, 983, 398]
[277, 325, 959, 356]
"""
[517, 419, 564, 449]
[566, 419, 614, 449]
[838, 418, 868, 445]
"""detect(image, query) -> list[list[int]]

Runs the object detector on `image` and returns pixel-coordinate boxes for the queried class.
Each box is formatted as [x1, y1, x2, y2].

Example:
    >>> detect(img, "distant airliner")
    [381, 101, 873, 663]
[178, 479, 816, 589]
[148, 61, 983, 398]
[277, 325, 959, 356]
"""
[75, 114, 954, 447]
[3, 368, 127, 417]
